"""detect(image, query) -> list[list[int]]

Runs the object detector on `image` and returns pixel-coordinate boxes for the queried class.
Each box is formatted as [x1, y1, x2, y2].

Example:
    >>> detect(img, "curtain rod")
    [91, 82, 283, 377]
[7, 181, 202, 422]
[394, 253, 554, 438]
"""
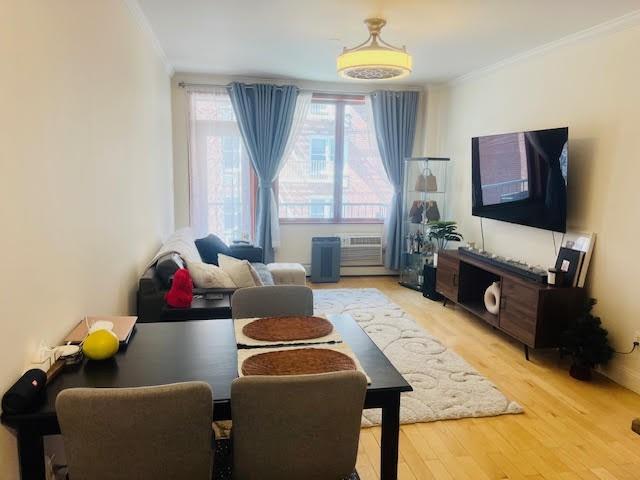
[177, 81, 422, 95]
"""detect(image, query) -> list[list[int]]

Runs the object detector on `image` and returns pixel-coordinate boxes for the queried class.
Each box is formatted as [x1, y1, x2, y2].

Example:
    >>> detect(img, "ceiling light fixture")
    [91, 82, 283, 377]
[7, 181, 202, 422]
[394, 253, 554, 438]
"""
[337, 18, 412, 81]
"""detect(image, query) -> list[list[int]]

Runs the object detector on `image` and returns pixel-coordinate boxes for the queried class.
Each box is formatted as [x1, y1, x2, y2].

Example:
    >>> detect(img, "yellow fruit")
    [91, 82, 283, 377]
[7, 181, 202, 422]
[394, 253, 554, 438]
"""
[83, 329, 119, 360]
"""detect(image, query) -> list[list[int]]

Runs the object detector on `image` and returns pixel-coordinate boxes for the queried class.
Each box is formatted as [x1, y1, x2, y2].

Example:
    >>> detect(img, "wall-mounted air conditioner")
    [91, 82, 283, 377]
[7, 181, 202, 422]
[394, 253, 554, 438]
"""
[339, 235, 383, 267]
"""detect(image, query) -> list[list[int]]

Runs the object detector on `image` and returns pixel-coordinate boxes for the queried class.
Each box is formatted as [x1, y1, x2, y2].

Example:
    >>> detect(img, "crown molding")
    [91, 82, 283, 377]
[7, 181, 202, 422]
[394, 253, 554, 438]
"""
[450, 9, 640, 86]
[121, 0, 174, 76]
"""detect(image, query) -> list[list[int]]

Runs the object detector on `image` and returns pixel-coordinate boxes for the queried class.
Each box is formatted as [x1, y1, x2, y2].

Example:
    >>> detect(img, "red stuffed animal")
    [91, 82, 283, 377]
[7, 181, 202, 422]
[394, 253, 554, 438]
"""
[165, 268, 193, 308]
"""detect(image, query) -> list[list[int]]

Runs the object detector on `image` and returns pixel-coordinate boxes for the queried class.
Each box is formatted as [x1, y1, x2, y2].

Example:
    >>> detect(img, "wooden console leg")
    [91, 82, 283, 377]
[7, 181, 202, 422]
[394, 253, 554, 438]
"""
[524, 344, 530, 361]
[442, 298, 448, 307]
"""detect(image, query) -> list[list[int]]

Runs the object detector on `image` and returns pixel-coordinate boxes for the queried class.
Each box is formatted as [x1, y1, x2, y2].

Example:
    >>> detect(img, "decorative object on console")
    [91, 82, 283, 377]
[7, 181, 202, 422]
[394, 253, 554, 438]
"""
[165, 268, 194, 308]
[561, 298, 613, 381]
[561, 231, 596, 287]
[554, 247, 584, 287]
[458, 247, 548, 284]
[483, 282, 501, 315]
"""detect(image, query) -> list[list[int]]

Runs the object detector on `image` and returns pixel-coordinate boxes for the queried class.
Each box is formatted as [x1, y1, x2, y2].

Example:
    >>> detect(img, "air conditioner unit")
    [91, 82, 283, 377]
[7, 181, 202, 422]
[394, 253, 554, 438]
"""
[339, 235, 383, 267]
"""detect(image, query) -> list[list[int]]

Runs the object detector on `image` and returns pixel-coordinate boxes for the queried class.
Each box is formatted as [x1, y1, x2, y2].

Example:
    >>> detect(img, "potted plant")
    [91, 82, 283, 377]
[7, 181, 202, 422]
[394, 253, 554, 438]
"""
[561, 299, 613, 381]
[427, 221, 463, 251]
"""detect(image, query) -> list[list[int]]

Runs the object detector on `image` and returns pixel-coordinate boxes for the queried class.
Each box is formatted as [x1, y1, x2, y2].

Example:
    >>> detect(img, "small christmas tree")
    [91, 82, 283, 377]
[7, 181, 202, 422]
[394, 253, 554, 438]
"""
[561, 298, 613, 380]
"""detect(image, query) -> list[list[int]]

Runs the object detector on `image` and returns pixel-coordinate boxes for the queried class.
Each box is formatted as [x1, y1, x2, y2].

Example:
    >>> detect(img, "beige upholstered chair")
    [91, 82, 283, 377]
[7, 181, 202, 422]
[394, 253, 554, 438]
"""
[231, 371, 367, 480]
[56, 382, 214, 480]
[231, 285, 314, 319]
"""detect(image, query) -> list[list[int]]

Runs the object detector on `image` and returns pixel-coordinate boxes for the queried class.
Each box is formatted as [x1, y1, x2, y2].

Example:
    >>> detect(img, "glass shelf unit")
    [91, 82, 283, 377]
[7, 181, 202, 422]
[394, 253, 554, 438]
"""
[399, 157, 450, 291]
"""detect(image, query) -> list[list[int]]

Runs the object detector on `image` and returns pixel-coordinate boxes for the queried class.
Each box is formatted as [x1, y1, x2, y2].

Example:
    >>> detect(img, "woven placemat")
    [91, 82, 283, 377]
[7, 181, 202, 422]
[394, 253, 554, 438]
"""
[241, 348, 356, 376]
[242, 316, 333, 342]
[237, 343, 371, 383]
[234, 315, 343, 348]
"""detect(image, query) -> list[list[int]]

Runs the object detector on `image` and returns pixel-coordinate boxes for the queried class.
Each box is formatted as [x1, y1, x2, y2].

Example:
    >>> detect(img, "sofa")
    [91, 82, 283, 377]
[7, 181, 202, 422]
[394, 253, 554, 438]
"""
[137, 229, 306, 323]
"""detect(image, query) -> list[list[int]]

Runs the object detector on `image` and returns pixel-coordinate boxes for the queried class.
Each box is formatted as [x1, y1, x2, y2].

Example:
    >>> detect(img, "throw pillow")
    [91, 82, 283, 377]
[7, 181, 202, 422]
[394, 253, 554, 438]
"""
[187, 261, 236, 289]
[218, 254, 257, 288]
[195, 234, 231, 265]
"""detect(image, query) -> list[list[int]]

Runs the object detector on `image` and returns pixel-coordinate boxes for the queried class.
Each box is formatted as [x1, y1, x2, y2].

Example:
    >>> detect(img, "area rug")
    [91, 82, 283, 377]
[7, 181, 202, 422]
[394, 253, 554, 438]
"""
[313, 288, 523, 427]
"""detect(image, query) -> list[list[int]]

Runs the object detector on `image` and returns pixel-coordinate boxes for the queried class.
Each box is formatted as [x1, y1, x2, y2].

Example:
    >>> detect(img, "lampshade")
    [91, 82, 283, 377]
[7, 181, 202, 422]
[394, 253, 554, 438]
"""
[337, 18, 412, 80]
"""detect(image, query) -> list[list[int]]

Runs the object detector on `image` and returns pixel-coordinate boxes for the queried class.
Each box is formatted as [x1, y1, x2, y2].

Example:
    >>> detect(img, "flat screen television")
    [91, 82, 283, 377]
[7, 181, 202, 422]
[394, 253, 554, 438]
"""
[471, 127, 568, 233]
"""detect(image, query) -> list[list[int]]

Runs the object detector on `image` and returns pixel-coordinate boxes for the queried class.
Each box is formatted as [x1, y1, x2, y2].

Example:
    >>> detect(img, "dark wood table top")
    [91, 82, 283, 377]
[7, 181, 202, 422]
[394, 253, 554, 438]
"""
[2, 314, 411, 428]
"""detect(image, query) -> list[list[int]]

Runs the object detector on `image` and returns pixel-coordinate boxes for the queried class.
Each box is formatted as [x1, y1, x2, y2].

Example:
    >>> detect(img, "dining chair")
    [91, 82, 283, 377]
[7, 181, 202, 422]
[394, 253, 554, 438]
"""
[231, 285, 314, 319]
[56, 382, 214, 480]
[231, 371, 367, 480]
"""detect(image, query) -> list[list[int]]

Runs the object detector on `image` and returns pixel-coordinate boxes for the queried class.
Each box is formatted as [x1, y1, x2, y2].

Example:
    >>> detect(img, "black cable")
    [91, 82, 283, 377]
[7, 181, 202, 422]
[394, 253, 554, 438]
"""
[480, 217, 485, 251]
[614, 343, 639, 355]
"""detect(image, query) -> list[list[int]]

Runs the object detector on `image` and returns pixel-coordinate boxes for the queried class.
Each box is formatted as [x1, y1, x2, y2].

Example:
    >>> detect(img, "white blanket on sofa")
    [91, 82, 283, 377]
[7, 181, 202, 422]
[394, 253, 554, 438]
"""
[147, 227, 202, 269]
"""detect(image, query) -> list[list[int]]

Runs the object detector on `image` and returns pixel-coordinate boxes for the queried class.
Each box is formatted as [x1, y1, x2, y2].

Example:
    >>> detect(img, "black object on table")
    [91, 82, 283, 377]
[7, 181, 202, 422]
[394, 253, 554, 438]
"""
[1, 314, 412, 480]
[158, 290, 234, 322]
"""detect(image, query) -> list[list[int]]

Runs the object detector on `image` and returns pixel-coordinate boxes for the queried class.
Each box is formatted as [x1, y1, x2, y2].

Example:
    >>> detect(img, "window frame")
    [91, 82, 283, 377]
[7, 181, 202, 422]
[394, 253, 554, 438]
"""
[279, 93, 386, 225]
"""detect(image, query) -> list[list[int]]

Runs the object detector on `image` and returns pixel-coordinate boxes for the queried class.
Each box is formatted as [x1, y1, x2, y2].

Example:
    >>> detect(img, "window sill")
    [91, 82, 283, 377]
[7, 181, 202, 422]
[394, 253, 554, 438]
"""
[279, 219, 384, 225]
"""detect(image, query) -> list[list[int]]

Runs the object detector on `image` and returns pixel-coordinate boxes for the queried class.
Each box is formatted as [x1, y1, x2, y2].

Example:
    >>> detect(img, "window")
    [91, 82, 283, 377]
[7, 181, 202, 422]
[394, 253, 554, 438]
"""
[188, 90, 252, 242]
[309, 136, 334, 177]
[278, 94, 392, 222]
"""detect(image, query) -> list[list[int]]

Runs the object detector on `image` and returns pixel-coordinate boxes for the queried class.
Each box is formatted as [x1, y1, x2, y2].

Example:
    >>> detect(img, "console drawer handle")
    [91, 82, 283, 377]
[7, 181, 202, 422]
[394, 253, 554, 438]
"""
[500, 296, 507, 309]
[452, 273, 458, 286]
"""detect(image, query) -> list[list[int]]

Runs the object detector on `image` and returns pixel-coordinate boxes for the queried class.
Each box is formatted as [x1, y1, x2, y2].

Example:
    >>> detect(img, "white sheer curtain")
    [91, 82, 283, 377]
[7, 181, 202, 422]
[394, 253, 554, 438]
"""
[270, 91, 312, 248]
[187, 87, 252, 243]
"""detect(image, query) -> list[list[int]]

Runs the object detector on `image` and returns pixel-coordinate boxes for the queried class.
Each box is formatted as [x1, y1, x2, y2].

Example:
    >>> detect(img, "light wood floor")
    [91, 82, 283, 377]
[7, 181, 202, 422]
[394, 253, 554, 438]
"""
[312, 276, 640, 480]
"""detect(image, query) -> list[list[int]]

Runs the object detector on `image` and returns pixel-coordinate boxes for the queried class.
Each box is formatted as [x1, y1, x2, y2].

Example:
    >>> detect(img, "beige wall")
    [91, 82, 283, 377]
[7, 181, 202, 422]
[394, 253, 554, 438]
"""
[0, 1, 174, 476]
[171, 73, 427, 271]
[428, 24, 640, 391]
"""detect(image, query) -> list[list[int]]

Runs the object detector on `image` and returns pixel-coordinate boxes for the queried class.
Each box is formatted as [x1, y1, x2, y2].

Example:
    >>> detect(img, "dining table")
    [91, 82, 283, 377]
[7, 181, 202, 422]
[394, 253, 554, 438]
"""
[1, 314, 412, 480]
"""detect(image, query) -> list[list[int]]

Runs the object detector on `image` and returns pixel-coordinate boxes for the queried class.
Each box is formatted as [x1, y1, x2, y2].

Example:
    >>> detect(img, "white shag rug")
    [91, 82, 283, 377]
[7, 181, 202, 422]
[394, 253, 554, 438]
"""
[314, 288, 523, 427]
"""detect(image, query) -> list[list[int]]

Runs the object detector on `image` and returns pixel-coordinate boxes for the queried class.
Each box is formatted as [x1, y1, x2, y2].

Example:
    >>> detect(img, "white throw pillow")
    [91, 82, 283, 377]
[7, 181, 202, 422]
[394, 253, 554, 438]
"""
[218, 254, 257, 288]
[187, 261, 236, 289]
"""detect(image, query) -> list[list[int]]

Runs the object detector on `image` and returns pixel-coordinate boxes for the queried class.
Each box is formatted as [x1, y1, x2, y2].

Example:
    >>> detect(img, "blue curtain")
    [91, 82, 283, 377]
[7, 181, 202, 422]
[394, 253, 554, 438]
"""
[227, 82, 299, 262]
[370, 90, 419, 270]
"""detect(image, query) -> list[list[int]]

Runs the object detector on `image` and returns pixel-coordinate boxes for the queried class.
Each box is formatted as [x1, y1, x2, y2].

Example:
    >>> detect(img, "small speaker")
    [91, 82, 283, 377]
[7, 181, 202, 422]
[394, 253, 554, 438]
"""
[2, 369, 47, 415]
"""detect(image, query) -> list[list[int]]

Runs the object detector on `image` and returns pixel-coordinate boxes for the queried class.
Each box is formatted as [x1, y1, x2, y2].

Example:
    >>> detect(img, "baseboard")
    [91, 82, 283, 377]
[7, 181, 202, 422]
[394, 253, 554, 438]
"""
[598, 363, 640, 395]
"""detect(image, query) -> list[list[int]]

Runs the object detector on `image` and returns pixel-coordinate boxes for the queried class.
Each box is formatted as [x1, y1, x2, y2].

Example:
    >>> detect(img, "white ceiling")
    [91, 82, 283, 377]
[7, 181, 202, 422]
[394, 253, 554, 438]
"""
[136, 0, 640, 84]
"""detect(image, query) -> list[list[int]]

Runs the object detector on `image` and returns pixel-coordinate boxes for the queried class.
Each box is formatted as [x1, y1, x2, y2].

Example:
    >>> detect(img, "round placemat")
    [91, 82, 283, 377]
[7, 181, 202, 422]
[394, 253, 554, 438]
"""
[242, 316, 333, 342]
[241, 348, 356, 376]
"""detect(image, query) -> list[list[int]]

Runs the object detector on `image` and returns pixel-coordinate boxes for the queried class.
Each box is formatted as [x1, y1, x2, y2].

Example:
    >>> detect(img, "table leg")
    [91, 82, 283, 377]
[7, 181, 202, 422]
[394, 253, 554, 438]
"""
[380, 392, 401, 480]
[17, 430, 46, 480]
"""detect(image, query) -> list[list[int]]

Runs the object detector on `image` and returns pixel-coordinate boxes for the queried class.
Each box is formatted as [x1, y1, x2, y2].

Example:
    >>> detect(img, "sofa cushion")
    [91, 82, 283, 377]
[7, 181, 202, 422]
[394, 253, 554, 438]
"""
[195, 234, 231, 266]
[187, 261, 236, 289]
[250, 263, 275, 286]
[218, 254, 257, 288]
